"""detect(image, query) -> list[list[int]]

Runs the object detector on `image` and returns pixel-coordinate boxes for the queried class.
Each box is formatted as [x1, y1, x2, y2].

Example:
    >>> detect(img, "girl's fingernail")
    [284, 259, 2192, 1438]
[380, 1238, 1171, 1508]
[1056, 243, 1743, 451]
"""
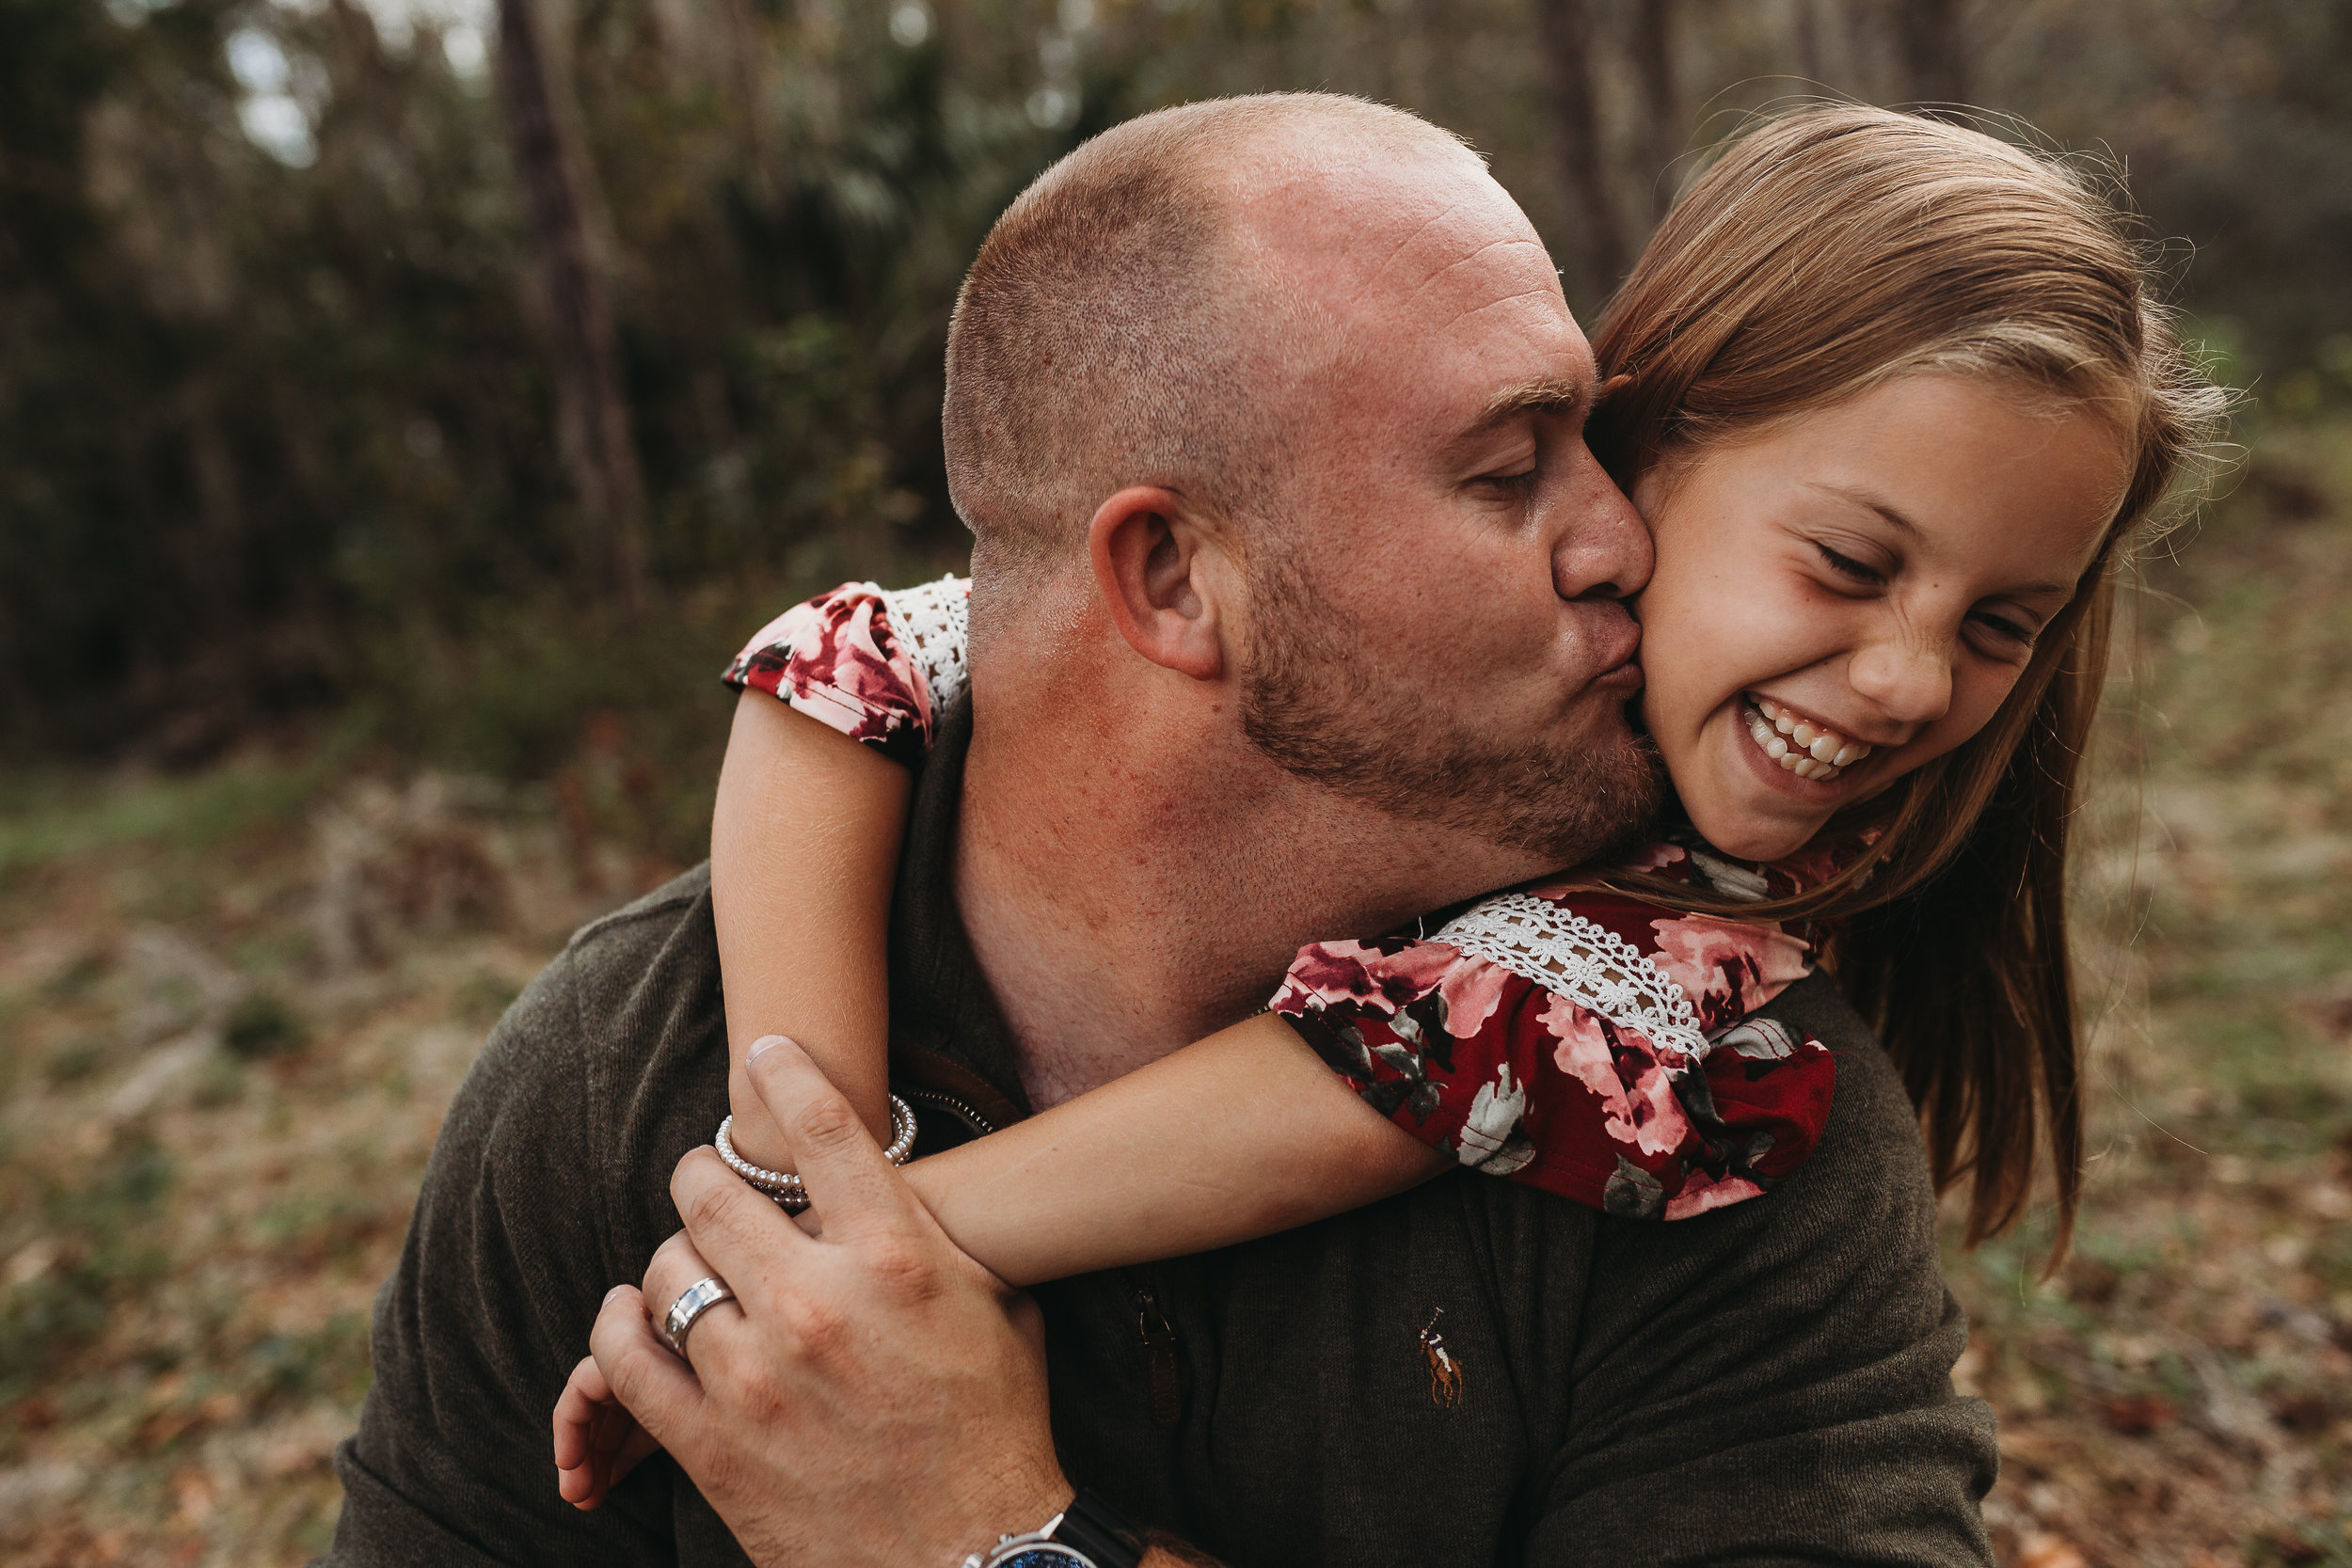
[747, 1034, 793, 1063]
[603, 1285, 629, 1306]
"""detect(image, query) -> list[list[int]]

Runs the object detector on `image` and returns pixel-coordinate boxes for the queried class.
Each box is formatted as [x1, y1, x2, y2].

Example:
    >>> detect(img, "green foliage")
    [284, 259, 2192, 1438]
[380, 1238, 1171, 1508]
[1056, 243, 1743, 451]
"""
[2119, 412, 2352, 1160]
[42, 1038, 108, 1086]
[239, 1308, 372, 1407]
[0, 755, 327, 886]
[1, 0, 2344, 775]
[0, 1136, 174, 1403]
[222, 990, 307, 1058]
[454, 966, 522, 1022]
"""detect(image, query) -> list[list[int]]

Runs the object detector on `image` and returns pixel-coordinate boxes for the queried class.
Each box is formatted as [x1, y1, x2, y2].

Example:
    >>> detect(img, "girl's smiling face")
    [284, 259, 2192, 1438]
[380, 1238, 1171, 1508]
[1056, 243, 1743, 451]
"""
[1632, 372, 2127, 863]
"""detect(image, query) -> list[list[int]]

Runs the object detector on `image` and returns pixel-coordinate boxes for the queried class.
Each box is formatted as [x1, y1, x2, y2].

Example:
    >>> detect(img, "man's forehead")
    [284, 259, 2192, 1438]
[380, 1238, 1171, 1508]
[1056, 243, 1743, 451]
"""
[1239, 161, 1550, 298]
[1213, 144, 1586, 436]
[1243, 178, 1572, 365]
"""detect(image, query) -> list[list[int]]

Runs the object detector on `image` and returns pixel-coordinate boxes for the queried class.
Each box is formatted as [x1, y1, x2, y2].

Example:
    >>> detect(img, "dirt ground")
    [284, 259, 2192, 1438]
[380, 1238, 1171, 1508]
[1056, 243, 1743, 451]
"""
[3, 422, 2347, 1565]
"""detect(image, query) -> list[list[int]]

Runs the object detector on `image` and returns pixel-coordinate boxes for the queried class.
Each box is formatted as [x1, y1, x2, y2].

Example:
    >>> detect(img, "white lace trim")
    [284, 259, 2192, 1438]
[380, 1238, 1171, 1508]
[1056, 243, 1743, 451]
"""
[1434, 892, 1710, 1063]
[880, 575, 971, 721]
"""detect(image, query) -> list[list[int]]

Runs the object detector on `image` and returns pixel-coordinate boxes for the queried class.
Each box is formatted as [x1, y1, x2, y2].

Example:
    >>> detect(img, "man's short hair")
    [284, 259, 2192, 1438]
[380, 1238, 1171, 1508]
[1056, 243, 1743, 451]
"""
[942, 93, 1479, 591]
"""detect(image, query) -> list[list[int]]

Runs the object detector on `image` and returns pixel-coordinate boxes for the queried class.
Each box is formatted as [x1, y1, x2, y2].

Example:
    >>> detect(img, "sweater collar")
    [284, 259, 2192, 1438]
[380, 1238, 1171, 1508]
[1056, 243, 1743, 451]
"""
[885, 693, 1031, 1133]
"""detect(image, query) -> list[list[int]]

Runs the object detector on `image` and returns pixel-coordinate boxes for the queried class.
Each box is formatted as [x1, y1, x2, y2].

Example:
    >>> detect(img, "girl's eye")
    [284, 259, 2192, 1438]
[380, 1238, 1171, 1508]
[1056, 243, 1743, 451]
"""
[1969, 609, 2038, 648]
[1815, 544, 1885, 586]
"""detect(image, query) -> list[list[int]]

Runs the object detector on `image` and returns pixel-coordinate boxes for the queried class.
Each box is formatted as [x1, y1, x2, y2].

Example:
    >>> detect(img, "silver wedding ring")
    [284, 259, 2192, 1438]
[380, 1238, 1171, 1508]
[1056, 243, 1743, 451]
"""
[660, 1275, 736, 1359]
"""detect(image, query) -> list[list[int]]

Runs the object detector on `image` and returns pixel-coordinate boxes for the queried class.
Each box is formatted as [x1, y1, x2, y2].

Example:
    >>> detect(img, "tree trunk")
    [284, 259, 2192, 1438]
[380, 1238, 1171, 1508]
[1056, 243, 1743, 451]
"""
[328, 0, 400, 130]
[1893, 0, 1970, 105]
[1532, 0, 1628, 306]
[494, 0, 649, 612]
[719, 0, 781, 207]
[183, 376, 246, 631]
[1630, 0, 1680, 219]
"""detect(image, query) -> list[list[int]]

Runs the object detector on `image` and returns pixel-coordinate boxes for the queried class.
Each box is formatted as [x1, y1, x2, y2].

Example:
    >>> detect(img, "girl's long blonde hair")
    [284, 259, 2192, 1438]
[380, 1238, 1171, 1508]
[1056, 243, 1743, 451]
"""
[1587, 105, 2228, 1255]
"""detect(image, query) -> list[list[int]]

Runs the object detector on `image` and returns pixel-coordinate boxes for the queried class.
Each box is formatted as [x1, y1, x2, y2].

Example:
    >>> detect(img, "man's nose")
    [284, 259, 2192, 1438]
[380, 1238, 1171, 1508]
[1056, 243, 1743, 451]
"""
[1848, 636, 1953, 727]
[1551, 444, 1653, 602]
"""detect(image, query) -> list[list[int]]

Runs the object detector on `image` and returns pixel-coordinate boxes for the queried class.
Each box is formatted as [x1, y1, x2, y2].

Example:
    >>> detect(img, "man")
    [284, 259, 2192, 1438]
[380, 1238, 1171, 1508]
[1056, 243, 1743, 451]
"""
[327, 95, 1996, 1567]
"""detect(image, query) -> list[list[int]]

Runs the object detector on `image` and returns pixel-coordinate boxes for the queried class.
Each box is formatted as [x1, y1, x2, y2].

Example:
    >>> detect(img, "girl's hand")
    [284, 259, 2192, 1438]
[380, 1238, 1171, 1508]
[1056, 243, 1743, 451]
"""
[552, 1338, 664, 1511]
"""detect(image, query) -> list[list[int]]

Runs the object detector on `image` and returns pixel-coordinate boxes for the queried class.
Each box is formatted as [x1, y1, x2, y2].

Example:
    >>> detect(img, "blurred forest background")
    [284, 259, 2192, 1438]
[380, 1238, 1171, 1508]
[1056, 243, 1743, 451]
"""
[2, 0, 2348, 1563]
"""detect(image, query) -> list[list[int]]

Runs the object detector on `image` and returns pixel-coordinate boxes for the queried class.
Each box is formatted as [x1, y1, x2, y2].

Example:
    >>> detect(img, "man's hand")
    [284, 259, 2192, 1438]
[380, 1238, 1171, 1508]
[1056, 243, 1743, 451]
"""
[589, 1035, 1072, 1568]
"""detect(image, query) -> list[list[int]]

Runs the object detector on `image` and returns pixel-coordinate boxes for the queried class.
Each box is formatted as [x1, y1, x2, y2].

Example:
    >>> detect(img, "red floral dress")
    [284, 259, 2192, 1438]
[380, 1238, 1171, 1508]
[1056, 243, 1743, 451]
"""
[724, 578, 1839, 1222]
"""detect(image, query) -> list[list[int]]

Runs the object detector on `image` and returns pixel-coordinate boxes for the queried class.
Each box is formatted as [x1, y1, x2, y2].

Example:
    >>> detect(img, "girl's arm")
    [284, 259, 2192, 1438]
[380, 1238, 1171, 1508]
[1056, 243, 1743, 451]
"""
[713, 577, 959, 1166]
[712, 691, 907, 1164]
[901, 1016, 1446, 1288]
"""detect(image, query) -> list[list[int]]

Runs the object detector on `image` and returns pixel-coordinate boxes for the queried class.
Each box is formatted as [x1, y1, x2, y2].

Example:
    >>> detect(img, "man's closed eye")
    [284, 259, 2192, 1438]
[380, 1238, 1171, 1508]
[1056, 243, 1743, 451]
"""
[1475, 467, 1539, 498]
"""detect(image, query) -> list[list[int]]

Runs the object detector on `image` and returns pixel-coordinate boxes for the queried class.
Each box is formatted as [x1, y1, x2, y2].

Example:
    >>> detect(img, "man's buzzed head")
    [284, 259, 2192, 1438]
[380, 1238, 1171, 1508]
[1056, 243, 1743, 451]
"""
[942, 93, 1486, 588]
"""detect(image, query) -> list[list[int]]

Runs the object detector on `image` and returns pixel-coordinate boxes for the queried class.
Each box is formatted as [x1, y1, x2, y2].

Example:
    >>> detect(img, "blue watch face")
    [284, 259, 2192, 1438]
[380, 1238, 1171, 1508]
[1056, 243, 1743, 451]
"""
[993, 1549, 1093, 1568]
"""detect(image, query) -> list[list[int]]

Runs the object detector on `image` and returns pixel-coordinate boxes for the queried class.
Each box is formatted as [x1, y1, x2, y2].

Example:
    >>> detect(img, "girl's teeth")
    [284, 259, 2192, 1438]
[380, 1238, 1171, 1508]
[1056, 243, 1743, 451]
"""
[1742, 695, 1874, 784]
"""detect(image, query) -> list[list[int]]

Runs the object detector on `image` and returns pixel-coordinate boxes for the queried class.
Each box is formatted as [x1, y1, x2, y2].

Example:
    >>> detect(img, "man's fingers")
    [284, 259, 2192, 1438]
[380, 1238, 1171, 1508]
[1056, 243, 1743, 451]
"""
[742, 1034, 925, 1243]
[667, 1148, 811, 1299]
[639, 1228, 719, 1311]
[558, 1464, 600, 1510]
[589, 1284, 707, 1447]
[552, 1354, 613, 1471]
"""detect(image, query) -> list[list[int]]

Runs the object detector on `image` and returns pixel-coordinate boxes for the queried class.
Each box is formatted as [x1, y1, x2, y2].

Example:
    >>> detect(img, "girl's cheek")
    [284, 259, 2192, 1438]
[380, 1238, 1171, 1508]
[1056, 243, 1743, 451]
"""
[1634, 641, 1699, 745]
[1636, 688, 1663, 736]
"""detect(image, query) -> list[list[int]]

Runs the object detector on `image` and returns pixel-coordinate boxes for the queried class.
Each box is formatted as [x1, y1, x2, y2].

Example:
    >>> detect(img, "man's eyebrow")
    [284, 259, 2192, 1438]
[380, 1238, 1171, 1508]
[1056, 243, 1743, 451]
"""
[1810, 483, 2073, 597]
[1469, 374, 1592, 433]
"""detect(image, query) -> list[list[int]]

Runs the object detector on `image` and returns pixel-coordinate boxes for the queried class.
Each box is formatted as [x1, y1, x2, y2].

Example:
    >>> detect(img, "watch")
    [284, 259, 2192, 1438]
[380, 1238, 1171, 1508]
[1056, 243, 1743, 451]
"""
[961, 1489, 1148, 1568]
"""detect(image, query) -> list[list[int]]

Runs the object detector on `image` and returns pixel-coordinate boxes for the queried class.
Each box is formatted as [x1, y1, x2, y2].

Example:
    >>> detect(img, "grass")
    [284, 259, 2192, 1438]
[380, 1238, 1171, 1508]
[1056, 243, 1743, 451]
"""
[0, 759, 330, 889]
[0, 732, 650, 1564]
[0, 419, 2346, 1564]
[1940, 412, 2352, 1568]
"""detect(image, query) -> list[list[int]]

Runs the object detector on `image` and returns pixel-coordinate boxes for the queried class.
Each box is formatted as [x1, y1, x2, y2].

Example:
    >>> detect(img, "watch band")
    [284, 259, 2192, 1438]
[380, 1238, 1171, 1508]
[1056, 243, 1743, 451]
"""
[967, 1489, 1148, 1568]
[1054, 1489, 1147, 1568]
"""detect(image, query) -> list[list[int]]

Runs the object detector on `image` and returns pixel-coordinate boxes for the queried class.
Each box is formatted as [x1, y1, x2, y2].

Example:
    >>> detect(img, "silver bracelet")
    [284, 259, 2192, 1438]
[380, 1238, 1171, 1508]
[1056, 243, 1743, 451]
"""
[714, 1094, 917, 1212]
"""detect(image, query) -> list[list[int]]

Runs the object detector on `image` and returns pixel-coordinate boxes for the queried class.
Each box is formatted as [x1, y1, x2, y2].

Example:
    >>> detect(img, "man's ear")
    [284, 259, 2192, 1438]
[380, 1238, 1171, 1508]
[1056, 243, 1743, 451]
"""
[1087, 486, 1228, 681]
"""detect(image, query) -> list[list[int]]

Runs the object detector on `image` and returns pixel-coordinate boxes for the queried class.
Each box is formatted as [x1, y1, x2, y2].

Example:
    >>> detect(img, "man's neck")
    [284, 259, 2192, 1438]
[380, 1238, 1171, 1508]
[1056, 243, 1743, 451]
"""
[953, 679, 1552, 1111]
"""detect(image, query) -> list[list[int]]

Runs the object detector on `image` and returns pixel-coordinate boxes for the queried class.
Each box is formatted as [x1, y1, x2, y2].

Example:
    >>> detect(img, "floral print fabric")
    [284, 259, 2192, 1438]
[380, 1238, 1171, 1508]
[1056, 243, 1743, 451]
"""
[1271, 854, 1836, 1221]
[725, 578, 1839, 1220]
[723, 578, 968, 768]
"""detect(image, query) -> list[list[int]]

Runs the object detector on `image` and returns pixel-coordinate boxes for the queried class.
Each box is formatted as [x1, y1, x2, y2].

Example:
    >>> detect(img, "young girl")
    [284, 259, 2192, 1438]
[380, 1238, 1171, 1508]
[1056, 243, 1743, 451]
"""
[556, 104, 2222, 1506]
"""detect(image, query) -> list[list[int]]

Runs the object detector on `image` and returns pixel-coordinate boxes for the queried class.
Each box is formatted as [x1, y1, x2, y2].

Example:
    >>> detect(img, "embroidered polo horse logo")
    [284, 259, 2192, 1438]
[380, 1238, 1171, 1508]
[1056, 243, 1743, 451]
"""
[1419, 1307, 1464, 1408]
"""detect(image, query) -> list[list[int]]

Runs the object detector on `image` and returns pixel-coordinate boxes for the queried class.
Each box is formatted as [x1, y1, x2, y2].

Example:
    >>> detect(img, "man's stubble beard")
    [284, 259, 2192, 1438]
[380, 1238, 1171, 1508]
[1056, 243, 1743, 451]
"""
[1237, 544, 1666, 870]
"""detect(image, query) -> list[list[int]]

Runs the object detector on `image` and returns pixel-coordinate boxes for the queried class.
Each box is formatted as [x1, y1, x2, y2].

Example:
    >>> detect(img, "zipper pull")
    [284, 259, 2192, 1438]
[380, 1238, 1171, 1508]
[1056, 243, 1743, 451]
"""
[1126, 1275, 1183, 1429]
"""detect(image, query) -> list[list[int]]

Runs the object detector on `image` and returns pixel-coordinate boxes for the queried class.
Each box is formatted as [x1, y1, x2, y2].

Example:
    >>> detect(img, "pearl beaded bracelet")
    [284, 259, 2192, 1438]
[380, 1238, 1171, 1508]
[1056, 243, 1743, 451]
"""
[714, 1094, 918, 1212]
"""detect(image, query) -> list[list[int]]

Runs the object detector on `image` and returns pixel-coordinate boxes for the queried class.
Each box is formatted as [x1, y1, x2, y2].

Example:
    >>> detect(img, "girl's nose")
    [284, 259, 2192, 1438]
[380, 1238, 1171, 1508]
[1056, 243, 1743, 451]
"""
[1848, 638, 1952, 727]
